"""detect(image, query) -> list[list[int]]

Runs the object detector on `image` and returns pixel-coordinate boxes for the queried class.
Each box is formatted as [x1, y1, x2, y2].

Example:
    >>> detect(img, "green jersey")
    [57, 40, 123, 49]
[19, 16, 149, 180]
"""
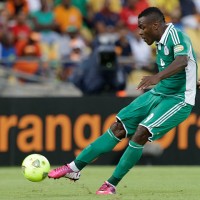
[151, 23, 197, 105]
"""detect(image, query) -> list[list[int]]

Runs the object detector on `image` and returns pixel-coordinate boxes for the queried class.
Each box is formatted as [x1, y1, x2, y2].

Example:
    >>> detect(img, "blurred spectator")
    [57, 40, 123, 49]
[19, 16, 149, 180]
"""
[57, 26, 88, 61]
[57, 26, 89, 81]
[0, 32, 16, 68]
[57, 32, 71, 62]
[129, 28, 152, 71]
[54, 0, 62, 6]
[92, 22, 118, 50]
[68, 26, 89, 61]
[88, 0, 122, 14]
[0, 6, 12, 32]
[170, 9, 184, 31]
[53, 0, 93, 43]
[71, 0, 89, 19]
[179, 0, 200, 29]
[6, 0, 29, 18]
[86, 0, 122, 36]
[115, 28, 132, 57]
[11, 11, 31, 49]
[148, 0, 181, 23]
[14, 32, 41, 77]
[115, 28, 133, 74]
[27, 0, 41, 13]
[31, 0, 59, 63]
[16, 32, 41, 57]
[92, 22, 107, 49]
[120, 0, 149, 32]
[31, 0, 58, 42]
[193, 0, 200, 13]
[70, 0, 94, 46]
[127, 28, 155, 86]
[55, 0, 122, 14]
[93, 0, 120, 32]
[54, 0, 83, 33]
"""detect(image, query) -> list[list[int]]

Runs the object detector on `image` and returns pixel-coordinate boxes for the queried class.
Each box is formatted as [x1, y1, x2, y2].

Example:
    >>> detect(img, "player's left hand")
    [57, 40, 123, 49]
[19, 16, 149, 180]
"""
[137, 75, 160, 90]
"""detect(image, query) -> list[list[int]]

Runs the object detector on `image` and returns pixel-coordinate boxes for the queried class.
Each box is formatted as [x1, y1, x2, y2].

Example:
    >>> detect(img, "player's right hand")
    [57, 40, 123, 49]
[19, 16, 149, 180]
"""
[136, 74, 161, 90]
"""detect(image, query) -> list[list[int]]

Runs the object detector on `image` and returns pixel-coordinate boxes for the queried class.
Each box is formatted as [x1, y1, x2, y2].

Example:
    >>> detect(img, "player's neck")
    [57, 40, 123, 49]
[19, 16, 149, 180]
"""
[157, 24, 168, 42]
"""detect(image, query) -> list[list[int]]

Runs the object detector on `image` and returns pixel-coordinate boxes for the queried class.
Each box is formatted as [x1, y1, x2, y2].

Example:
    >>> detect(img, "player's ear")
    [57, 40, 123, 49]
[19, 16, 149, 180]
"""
[152, 22, 159, 30]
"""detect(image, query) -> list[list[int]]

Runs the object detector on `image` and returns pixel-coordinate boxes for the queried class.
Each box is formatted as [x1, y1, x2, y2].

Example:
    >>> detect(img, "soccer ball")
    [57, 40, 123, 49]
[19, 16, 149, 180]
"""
[21, 154, 50, 182]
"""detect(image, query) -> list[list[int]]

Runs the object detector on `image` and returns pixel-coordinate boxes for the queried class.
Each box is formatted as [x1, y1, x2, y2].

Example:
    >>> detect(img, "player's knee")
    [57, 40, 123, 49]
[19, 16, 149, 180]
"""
[110, 121, 126, 139]
[131, 125, 151, 145]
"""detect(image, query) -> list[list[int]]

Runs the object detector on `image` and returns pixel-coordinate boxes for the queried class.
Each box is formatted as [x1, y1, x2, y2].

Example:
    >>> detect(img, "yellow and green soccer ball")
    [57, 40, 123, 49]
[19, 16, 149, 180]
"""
[21, 154, 50, 182]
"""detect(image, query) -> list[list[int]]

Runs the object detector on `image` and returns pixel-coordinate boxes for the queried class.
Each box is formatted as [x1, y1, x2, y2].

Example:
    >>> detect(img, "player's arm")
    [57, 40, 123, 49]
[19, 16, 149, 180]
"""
[137, 55, 188, 90]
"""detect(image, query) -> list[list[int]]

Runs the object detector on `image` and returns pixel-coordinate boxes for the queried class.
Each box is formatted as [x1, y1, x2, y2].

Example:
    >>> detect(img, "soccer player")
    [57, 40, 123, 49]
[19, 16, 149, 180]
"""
[48, 7, 198, 194]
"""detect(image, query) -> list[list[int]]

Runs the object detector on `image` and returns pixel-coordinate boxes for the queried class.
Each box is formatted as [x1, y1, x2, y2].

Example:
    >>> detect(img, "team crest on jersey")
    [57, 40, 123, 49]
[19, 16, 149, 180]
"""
[174, 45, 184, 53]
[160, 58, 165, 67]
[164, 46, 169, 55]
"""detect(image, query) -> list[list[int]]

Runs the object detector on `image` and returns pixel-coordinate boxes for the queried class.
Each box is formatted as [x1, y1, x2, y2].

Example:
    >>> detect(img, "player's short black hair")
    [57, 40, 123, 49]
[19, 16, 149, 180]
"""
[138, 7, 165, 23]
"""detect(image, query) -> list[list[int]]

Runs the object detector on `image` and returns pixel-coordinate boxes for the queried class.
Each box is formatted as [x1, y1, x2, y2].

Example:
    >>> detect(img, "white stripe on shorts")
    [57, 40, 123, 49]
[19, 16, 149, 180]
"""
[148, 102, 186, 129]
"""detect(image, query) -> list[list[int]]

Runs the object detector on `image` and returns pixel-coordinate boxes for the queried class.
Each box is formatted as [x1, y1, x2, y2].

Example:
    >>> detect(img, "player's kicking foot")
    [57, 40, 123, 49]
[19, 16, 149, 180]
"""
[96, 181, 116, 195]
[48, 164, 80, 181]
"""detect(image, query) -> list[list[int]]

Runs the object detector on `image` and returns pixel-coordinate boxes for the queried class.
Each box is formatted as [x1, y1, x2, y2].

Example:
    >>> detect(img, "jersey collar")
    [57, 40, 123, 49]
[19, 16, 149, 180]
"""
[157, 23, 174, 45]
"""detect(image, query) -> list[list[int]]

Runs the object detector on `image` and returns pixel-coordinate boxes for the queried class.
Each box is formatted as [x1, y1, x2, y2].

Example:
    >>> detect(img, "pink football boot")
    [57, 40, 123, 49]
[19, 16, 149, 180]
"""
[48, 164, 80, 181]
[96, 181, 116, 195]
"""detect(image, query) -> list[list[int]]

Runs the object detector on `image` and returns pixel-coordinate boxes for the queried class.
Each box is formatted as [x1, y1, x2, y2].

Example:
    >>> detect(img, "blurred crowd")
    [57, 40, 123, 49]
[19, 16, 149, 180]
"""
[0, 0, 200, 95]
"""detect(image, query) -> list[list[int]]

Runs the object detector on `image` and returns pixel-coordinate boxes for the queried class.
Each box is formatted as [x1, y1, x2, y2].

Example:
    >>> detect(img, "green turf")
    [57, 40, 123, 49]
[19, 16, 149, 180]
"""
[0, 166, 200, 200]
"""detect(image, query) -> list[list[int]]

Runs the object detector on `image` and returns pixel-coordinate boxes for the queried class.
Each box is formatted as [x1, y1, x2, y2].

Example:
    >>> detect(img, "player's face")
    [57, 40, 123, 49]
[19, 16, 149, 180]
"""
[138, 16, 158, 45]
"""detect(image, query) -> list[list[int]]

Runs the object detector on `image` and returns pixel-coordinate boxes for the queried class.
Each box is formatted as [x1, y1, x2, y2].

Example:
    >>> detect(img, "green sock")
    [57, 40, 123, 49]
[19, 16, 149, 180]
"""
[74, 130, 120, 170]
[108, 141, 143, 186]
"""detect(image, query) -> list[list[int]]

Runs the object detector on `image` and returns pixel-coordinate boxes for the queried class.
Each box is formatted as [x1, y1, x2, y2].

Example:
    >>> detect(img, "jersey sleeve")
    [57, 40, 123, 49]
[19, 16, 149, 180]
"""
[173, 31, 191, 58]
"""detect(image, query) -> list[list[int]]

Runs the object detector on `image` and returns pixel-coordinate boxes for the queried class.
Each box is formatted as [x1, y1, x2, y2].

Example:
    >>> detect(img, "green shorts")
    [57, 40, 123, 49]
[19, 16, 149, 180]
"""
[116, 91, 193, 141]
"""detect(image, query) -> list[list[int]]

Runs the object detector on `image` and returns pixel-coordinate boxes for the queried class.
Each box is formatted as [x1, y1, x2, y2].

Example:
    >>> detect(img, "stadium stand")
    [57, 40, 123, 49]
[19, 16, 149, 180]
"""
[0, 0, 199, 97]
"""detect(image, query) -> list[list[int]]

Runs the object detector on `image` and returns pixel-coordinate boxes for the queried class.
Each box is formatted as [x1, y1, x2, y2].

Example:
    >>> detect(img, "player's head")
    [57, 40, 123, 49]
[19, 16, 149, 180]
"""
[138, 7, 166, 45]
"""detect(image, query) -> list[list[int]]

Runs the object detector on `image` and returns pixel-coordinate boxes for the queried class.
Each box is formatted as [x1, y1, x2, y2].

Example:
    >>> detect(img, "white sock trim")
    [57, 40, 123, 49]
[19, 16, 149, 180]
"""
[129, 142, 144, 149]
[69, 161, 80, 172]
[106, 181, 116, 189]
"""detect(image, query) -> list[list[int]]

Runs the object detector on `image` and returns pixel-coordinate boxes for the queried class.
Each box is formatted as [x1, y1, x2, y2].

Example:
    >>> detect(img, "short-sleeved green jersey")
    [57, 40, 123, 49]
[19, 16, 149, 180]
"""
[151, 23, 197, 105]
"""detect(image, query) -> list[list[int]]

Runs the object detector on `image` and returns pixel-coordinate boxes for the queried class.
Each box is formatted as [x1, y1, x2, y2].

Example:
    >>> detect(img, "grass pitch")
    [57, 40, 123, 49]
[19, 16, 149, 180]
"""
[0, 166, 200, 200]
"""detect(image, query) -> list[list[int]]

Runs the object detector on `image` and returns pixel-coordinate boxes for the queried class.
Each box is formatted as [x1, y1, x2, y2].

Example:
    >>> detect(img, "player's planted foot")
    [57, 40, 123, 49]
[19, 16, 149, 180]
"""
[48, 164, 80, 181]
[96, 181, 116, 195]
